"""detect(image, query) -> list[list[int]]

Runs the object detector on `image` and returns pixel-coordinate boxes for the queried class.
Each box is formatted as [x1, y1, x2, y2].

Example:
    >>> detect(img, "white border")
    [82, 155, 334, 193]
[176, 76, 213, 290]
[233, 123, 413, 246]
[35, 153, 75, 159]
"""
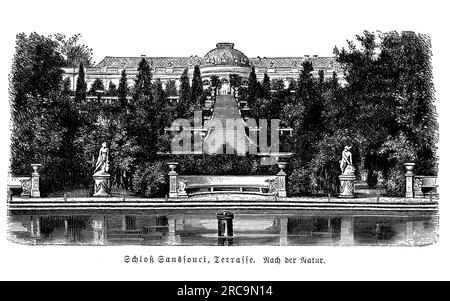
[0, 0, 449, 281]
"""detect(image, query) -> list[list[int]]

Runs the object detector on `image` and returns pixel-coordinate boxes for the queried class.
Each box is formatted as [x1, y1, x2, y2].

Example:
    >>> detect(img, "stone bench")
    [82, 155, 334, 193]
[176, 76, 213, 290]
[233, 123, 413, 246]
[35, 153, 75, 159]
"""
[167, 162, 287, 199]
[178, 175, 279, 197]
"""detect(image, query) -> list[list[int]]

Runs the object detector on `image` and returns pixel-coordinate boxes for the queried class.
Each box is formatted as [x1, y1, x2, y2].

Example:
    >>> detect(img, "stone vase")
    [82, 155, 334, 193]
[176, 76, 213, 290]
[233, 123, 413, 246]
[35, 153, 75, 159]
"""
[93, 173, 111, 197]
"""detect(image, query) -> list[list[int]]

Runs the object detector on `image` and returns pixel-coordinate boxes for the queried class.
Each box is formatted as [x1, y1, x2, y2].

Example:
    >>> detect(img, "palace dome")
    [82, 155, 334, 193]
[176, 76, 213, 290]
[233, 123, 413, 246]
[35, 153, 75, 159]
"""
[202, 43, 250, 67]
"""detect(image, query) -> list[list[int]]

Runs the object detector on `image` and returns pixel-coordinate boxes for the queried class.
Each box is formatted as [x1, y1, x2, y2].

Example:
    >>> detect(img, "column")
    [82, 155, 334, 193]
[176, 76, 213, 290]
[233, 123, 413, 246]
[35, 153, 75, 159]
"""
[277, 162, 287, 197]
[30, 164, 42, 198]
[404, 163, 415, 198]
[167, 162, 178, 199]
[279, 218, 288, 246]
[339, 216, 354, 246]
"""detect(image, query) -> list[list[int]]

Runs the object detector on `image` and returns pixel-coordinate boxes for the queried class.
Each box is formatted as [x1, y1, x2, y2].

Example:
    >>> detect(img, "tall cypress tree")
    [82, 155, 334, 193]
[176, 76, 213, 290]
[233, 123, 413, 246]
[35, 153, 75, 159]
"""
[191, 65, 203, 108]
[75, 61, 87, 102]
[261, 73, 271, 98]
[177, 68, 191, 118]
[117, 69, 129, 107]
[247, 66, 258, 107]
[134, 58, 153, 98]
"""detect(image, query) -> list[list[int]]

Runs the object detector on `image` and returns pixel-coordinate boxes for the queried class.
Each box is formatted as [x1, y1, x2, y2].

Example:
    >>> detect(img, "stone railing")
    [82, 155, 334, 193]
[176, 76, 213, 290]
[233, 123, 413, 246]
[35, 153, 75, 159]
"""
[7, 164, 42, 198]
[404, 163, 438, 198]
[167, 162, 287, 200]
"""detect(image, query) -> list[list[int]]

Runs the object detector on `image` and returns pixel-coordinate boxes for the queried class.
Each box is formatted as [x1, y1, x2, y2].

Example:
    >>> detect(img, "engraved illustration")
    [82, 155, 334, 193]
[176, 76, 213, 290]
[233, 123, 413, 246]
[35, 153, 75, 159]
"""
[7, 31, 439, 246]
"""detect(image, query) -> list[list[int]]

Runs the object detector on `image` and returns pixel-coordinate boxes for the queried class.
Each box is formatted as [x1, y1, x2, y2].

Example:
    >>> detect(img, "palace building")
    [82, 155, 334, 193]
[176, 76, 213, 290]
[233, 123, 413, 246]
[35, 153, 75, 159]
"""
[62, 42, 344, 95]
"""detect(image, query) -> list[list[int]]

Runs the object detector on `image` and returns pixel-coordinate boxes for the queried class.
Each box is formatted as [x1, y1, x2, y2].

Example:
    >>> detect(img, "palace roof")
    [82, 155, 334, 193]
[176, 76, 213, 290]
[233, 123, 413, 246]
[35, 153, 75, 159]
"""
[96, 56, 338, 70]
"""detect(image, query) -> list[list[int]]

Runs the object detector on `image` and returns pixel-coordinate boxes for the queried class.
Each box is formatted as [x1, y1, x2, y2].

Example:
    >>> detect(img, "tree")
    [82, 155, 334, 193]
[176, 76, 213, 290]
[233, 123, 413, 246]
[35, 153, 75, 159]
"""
[247, 66, 259, 107]
[10, 33, 65, 108]
[107, 81, 117, 96]
[261, 73, 271, 98]
[191, 65, 203, 108]
[62, 77, 72, 95]
[10, 32, 84, 192]
[117, 69, 129, 107]
[165, 79, 178, 96]
[89, 78, 105, 96]
[54, 33, 94, 67]
[75, 61, 87, 102]
[134, 58, 153, 98]
[271, 78, 285, 92]
[177, 68, 191, 118]
[334, 30, 438, 192]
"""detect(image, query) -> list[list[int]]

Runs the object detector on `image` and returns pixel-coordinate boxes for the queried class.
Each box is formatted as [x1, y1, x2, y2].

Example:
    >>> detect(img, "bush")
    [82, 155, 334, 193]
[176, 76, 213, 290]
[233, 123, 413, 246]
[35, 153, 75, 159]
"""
[385, 165, 406, 196]
[287, 165, 315, 196]
[132, 161, 167, 197]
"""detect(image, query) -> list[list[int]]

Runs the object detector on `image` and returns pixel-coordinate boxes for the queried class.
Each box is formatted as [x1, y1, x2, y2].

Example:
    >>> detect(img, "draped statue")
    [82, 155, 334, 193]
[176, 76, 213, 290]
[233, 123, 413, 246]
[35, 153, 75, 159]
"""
[94, 142, 109, 175]
[340, 145, 355, 175]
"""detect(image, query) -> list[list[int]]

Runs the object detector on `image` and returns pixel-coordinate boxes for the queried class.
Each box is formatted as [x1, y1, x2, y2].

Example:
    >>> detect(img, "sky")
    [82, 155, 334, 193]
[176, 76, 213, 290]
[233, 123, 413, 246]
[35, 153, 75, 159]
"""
[1, 0, 447, 63]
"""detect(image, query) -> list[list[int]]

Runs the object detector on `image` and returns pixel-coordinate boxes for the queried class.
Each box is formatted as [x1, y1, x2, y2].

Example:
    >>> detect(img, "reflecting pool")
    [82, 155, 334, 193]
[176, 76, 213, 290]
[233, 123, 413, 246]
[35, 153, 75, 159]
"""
[7, 210, 438, 246]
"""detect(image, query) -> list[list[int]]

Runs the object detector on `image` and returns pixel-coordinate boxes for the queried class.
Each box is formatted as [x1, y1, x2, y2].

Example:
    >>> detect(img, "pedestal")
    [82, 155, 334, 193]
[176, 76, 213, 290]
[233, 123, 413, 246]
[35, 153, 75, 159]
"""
[178, 190, 188, 198]
[339, 174, 356, 198]
[30, 164, 42, 197]
[167, 162, 178, 199]
[277, 162, 287, 198]
[93, 173, 111, 197]
[404, 163, 415, 198]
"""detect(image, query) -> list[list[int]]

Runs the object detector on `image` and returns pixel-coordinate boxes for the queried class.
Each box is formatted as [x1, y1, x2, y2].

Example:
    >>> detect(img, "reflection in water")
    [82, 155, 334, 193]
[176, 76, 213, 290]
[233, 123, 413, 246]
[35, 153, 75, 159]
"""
[7, 211, 438, 246]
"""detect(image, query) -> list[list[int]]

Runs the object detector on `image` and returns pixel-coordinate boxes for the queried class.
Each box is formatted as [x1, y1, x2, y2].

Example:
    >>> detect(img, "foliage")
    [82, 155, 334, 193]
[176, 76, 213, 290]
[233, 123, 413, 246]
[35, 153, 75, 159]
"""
[9, 31, 438, 198]
[165, 79, 178, 96]
[191, 65, 203, 109]
[75, 61, 86, 102]
[117, 69, 129, 107]
[132, 161, 167, 197]
[176, 68, 192, 118]
[88, 78, 105, 95]
[54, 33, 94, 67]
[334, 30, 438, 191]
[247, 66, 259, 107]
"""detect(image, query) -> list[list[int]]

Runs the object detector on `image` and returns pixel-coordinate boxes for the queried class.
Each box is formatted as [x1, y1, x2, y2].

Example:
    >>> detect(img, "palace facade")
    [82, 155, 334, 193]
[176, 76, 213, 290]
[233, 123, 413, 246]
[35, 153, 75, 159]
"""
[62, 42, 344, 95]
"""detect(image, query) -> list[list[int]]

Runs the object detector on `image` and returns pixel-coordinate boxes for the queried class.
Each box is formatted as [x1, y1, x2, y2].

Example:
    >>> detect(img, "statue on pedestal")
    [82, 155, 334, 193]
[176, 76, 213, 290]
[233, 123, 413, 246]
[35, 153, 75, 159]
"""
[93, 142, 111, 197]
[338, 145, 356, 198]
